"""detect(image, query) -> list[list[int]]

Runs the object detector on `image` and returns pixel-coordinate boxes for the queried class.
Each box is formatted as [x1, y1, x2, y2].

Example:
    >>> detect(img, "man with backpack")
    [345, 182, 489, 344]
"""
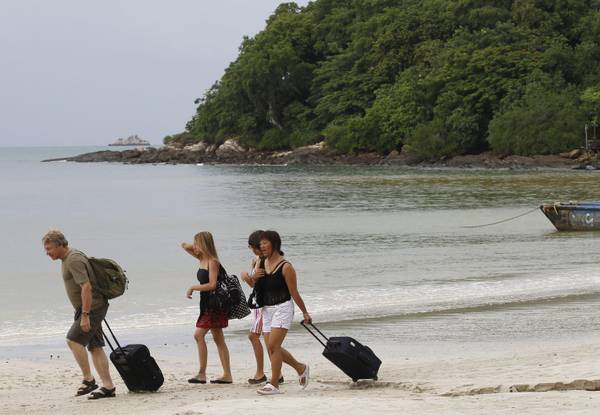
[43, 230, 116, 399]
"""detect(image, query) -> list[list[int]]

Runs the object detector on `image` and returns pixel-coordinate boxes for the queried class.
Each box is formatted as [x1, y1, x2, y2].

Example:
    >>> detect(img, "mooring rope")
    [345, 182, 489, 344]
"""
[462, 206, 540, 228]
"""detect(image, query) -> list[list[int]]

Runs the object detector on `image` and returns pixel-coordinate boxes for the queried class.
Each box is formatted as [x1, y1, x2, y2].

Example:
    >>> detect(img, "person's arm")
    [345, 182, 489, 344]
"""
[242, 271, 254, 287]
[186, 259, 220, 298]
[70, 258, 93, 332]
[252, 257, 265, 280]
[80, 281, 93, 332]
[181, 242, 199, 259]
[242, 257, 258, 287]
[282, 263, 311, 323]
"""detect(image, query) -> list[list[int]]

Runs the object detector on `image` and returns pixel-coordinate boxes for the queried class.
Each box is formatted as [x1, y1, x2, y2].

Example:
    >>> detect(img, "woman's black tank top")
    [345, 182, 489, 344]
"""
[197, 264, 224, 313]
[255, 260, 291, 306]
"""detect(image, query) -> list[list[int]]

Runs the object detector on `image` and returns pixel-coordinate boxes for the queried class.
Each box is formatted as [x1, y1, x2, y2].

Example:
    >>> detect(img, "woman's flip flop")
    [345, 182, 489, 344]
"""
[209, 379, 232, 384]
[299, 364, 309, 389]
[248, 375, 267, 385]
[257, 383, 282, 395]
[188, 377, 207, 384]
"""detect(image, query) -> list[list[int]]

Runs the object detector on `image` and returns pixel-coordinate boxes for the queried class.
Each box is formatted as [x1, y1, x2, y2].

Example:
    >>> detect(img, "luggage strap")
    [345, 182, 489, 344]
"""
[102, 318, 125, 356]
[300, 321, 330, 349]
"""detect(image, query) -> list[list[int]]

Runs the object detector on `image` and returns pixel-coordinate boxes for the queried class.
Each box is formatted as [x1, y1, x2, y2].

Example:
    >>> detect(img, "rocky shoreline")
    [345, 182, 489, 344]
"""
[42, 139, 600, 169]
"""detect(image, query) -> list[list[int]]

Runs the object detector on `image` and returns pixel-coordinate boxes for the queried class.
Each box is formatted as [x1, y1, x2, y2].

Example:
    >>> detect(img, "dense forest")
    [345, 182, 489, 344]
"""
[166, 0, 600, 160]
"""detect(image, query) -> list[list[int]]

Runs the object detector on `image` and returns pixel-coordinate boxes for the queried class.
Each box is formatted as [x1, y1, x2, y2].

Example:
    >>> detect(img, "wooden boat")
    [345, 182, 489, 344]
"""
[540, 202, 600, 231]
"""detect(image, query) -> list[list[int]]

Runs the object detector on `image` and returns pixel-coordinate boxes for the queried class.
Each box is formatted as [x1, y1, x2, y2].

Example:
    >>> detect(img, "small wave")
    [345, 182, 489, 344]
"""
[300, 270, 600, 325]
[2, 270, 600, 345]
[312, 291, 600, 327]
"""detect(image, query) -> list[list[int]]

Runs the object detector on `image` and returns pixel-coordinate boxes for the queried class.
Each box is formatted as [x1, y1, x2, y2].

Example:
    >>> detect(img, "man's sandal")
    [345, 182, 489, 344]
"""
[88, 387, 116, 400]
[76, 379, 98, 396]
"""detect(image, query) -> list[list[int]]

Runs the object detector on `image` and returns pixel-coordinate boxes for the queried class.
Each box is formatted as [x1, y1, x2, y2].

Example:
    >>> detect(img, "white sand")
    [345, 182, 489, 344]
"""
[2, 341, 600, 415]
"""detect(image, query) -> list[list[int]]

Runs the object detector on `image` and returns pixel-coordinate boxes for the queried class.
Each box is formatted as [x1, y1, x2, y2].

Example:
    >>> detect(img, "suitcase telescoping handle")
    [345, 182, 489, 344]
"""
[300, 321, 330, 349]
[102, 318, 125, 355]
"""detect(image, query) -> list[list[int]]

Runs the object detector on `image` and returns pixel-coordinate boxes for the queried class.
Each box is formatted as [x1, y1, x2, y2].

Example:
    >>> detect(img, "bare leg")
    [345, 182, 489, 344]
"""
[264, 331, 303, 374]
[193, 328, 209, 381]
[248, 332, 265, 379]
[266, 328, 305, 388]
[263, 332, 271, 357]
[281, 347, 305, 374]
[90, 347, 114, 389]
[211, 328, 232, 382]
[67, 339, 93, 382]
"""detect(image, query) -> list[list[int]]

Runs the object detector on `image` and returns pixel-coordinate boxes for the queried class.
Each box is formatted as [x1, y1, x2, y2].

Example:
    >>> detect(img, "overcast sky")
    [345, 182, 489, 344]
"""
[0, 1, 310, 146]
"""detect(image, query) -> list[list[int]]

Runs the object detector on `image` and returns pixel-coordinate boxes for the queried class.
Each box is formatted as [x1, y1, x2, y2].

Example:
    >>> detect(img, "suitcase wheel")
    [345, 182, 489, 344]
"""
[352, 376, 377, 382]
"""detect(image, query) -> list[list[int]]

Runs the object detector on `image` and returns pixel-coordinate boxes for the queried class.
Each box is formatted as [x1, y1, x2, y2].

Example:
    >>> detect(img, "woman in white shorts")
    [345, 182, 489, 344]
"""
[253, 230, 311, 395]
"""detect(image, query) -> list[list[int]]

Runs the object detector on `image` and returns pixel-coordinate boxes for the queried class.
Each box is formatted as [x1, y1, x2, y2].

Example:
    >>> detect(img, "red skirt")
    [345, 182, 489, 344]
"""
[196, 310, 228, 329]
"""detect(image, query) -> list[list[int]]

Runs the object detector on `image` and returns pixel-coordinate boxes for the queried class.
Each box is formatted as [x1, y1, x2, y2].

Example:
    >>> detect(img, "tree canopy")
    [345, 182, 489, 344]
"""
[170, 0, 600, 159]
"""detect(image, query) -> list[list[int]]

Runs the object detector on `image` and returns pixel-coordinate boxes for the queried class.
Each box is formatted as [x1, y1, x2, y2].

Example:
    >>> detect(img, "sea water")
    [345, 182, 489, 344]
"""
[2, 146, 600, 359]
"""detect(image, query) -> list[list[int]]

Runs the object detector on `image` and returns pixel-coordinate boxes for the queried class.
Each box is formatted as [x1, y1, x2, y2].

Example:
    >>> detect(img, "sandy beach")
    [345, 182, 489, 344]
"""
[3, 338, 600, 415]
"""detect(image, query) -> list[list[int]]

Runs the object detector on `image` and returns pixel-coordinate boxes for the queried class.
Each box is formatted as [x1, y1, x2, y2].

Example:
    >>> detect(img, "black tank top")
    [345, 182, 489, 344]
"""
[197, 264, 224, 313]
[255, 260, 291, 306]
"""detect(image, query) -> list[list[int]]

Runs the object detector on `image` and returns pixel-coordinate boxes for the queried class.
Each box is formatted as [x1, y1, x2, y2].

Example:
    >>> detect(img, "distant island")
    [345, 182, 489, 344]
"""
[109, 135, 150, 146]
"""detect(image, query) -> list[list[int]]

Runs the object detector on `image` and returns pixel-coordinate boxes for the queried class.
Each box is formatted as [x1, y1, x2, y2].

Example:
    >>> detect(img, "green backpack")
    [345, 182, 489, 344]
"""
[86, 256, 129, 299]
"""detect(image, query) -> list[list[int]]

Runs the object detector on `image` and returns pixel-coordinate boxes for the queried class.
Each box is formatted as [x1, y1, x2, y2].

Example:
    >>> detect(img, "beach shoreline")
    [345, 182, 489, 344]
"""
[4, 335, 600, 415]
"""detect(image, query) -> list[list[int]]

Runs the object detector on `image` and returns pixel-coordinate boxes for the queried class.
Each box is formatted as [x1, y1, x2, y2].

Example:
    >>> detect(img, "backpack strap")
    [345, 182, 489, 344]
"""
[217, 263, 228, 281]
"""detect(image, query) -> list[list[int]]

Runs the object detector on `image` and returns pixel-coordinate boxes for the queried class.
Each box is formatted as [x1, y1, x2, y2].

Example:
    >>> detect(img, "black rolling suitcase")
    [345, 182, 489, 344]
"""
[102, 319, 164, 392]
[301, 321, 381, 382]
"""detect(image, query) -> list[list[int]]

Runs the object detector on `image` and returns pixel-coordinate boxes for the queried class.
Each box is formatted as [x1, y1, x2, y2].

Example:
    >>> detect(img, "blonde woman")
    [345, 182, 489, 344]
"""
[183, 231, 232, 384]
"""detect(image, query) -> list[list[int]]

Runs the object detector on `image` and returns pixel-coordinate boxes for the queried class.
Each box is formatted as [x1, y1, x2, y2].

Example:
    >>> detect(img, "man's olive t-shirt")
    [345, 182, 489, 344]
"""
[61, 249, 106, 310]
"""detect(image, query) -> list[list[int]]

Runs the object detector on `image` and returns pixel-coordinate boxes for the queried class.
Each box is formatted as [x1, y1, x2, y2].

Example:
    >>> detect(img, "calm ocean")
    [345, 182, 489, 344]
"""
[2, 146, 600, 357]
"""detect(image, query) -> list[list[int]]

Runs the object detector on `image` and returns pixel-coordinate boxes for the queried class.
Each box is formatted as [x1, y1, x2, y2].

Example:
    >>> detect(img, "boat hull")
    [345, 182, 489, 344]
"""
[540, 203, 600, 231]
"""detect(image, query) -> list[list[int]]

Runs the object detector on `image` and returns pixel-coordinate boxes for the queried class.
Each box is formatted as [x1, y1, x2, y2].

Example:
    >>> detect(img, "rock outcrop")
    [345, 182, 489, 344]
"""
[215, 139, 246, 156]
[41, 142, 599, 169]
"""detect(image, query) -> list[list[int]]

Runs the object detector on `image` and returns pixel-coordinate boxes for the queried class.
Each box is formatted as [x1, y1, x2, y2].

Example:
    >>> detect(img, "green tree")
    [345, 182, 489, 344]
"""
[178, 0, 600, 157]
[488, 85, 585, 155]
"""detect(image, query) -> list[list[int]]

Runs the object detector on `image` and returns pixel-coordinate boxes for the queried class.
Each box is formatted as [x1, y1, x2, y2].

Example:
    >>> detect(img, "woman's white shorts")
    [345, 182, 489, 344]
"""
[262, 300, 295, 332]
